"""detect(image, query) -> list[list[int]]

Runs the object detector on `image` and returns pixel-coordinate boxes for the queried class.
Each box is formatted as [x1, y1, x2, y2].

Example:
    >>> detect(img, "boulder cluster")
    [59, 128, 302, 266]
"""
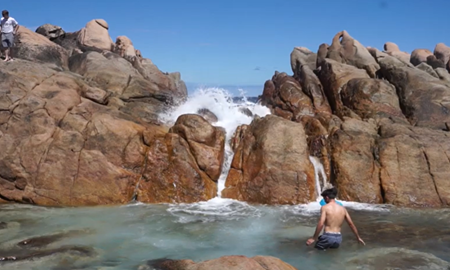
[0, 22, 449, 209]
[246, 30, 450, 207]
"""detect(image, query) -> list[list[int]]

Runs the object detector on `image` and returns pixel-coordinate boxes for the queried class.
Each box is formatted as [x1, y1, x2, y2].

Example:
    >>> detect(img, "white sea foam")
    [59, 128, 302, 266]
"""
[159, 87, 271, 196]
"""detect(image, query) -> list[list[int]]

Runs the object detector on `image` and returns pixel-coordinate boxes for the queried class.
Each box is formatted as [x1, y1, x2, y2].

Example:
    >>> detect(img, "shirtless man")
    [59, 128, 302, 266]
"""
[306, 187, 365, 250]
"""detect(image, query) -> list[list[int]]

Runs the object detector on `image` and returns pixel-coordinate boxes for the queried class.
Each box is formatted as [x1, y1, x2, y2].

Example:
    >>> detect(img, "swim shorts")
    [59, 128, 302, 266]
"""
[1, 32, 14, 48]
[314, 232, 342, 250]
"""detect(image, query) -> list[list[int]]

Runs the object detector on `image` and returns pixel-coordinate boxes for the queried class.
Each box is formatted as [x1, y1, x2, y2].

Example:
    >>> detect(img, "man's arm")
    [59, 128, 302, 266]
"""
[13, 19, 19, 34]
[345, 209, 365, 245]
[306, 207, 326, 245]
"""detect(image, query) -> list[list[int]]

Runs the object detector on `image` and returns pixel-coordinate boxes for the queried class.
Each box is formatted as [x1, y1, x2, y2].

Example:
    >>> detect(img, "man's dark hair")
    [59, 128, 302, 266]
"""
[2, 10, 9, 17]
[321, 187, 338, 199]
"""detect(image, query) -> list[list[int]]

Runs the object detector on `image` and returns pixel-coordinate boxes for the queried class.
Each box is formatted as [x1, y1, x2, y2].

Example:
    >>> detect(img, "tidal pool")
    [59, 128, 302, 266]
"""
[0, 198, 449, 270]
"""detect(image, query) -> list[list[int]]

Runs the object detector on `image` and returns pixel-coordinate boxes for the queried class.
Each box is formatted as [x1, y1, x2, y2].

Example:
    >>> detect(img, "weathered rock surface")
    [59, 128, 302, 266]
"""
[329, 118, 383, 204]
[113, 36, 136, 60]
[222, 115, 316, 204]
[373, 49, 450, 130]
[35, 24, 65, 41]
[326, 30, 380, 77]
[330, 118, 450, 207]
[136, 114, 224, 203]
[318, 59, 369, 115]
[383, 42, 410, 64]
[378, 121, 450, 207]
[142, 255, 298, 270]
[410, 48, 433, 66]
[0, 18, 190, 206]
[340, 78, 408, 123]
[15, 27, 69, 67]
[76, 19, 114, 51]
[260, 72, 314, 121]
[290, 47, 317, 78]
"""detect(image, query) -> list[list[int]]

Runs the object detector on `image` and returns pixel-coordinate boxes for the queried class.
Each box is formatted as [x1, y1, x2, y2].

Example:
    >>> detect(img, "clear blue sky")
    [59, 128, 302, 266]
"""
[4, 0, 450, 95]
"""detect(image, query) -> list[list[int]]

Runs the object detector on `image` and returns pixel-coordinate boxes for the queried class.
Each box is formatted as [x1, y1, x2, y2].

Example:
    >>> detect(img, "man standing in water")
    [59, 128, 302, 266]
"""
[306, 187, 365, 250]
[0, 10, 19, 62]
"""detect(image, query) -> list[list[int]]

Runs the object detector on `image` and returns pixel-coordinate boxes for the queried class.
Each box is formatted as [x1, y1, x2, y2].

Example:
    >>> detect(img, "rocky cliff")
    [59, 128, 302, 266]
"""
[1, 21, 449, 208]
[0, 19, 223, 206]
[235, 31, 450, 208]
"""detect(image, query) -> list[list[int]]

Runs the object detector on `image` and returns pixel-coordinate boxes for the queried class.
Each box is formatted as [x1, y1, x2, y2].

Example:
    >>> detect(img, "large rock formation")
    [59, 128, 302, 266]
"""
[222, 115, 316, 204]
[0, 20, 191, 206]
[136, 114, 224, 203]
[255, 30, 450, 208]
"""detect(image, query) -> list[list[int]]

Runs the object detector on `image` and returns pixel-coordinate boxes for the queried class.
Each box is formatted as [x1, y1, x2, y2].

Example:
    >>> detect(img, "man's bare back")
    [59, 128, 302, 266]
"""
[306, 187, 365, 250]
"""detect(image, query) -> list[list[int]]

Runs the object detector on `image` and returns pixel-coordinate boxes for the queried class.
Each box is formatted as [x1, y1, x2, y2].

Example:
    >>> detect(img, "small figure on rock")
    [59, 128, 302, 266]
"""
[306, 187, 365, 250]
[0, 10, 19, 62]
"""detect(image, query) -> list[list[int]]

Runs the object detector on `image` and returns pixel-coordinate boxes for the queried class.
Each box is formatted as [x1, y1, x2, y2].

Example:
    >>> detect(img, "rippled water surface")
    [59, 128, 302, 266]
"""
[0, 198, 449, 270]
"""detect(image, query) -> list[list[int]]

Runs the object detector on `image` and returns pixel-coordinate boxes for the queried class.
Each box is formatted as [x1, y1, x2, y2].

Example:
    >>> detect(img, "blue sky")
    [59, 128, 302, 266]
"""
[5, 0, 450, 95]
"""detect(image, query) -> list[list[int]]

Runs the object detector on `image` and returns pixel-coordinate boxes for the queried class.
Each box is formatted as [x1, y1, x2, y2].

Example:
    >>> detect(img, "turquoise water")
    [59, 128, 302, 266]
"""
[0, 198, 449, 270]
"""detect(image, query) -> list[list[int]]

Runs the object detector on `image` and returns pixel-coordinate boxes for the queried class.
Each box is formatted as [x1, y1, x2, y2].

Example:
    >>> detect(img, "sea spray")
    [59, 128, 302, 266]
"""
[308, 156, 329, 199]
[159, 87, 271, 196]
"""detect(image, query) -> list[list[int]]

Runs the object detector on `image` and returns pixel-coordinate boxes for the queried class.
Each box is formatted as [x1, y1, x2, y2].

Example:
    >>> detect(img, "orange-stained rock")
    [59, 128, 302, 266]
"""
[222, 115, 316, 204]
[329, 118, 383, 204]
[169, 114, 225, 181]
[143, 255, 298, 270]
[340, 78, 408, 123]
[136, 114, 224, 203]
[260, 72, 314, 121]
[378, 121, 450, 207]
[0, 55, 188, 206]
[318, 59, 369, 115]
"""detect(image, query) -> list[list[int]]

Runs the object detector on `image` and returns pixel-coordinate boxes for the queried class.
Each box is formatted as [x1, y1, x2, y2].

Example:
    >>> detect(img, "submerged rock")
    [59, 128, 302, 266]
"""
[346, 248, 450, 270]
[141, 255, 298, 270]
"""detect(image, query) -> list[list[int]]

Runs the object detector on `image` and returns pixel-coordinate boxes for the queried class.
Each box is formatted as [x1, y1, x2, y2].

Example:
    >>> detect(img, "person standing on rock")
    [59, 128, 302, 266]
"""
[306, 187, 365, 250]
[0, 10, 19, 62]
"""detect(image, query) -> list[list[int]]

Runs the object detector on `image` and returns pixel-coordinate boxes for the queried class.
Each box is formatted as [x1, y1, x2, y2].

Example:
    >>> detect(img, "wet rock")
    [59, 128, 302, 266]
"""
[196, 108, 218, 123]
[346, 248, 450, 270]
[222, 115, 316, 204]
[239, 107, 253, 117]
[0, 245, 96, 266]
[142, 255, 297, 270]
[17, 230, 91, 249]
[137, 114, 224, 203]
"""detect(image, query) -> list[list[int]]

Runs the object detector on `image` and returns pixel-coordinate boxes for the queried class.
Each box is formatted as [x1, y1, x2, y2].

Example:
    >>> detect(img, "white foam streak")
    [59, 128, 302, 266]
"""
[159, 87, 271, 197]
